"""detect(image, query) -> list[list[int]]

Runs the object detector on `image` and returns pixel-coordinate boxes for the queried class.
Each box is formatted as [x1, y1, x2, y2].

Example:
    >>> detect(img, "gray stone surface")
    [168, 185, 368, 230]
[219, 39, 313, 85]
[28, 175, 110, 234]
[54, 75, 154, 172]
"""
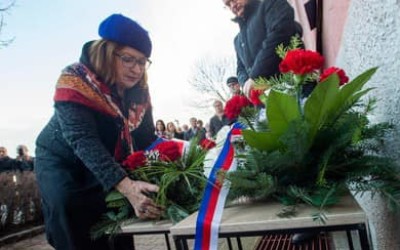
[336, 1, 400, 249]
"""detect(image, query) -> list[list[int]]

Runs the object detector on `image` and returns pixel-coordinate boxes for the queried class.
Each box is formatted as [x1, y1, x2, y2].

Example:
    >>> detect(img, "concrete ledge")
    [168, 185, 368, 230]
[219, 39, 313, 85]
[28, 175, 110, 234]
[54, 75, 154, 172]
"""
[0, 225, 45, 247]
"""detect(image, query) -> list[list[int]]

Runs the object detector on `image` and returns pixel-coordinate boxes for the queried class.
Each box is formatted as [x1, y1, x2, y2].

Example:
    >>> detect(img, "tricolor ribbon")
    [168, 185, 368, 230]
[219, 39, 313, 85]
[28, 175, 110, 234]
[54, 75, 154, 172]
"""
[146, 137, 190, 156]
[194, 122, 243, 250]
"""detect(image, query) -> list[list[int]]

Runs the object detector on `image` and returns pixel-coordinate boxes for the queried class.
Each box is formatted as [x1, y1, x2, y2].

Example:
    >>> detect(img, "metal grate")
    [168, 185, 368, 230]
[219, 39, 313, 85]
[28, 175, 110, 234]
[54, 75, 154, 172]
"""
[255, 233, 331, 250]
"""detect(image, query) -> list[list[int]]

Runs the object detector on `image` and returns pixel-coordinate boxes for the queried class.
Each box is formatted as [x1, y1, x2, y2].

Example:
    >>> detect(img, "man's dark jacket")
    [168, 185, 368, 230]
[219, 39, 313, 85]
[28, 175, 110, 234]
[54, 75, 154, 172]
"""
[209, 114, 231, 137]
[234, 0, 299, 85]
[0, 157, 17, 172]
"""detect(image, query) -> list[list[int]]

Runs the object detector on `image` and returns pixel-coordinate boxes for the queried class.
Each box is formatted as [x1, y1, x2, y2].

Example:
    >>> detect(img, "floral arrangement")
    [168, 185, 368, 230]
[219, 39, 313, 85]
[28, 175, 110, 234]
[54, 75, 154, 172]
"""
[91, 137, 214, 238]
[223, 37, 400, 222]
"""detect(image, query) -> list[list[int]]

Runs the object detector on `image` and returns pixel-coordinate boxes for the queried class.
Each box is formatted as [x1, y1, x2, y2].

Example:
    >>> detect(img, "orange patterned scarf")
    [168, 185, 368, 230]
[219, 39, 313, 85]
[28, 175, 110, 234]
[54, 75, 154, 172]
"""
[54, 63, 149, 162]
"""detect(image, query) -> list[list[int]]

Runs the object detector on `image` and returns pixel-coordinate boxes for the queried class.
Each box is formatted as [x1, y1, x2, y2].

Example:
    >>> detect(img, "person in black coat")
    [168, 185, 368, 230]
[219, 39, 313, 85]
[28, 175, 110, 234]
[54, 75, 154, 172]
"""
[34, 14, 162, 250]
[223, 0, 300, 98]
[0, 146, 17, 172]
[209, 100, 231, 138]
[15, 145, 35, 171]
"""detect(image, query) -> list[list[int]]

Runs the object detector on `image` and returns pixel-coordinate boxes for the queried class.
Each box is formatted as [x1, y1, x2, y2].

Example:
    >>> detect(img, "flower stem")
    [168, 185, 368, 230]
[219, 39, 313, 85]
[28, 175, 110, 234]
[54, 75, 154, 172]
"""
[296, 84, 304, 117]
[244, 115, 255, 131]
[293, 74, 305, 117]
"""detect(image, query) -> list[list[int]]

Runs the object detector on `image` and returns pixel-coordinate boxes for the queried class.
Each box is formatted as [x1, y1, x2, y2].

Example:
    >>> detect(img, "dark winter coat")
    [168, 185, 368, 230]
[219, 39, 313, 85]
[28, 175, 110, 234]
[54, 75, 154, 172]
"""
[0, 157, 17, 172]
[35, 101, 156, 191]
[234, 0, 299, 85]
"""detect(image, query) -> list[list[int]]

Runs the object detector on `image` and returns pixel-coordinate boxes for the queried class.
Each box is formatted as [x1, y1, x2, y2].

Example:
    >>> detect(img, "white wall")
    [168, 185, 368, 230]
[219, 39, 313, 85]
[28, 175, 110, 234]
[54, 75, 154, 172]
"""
[336, 1, 400, 249]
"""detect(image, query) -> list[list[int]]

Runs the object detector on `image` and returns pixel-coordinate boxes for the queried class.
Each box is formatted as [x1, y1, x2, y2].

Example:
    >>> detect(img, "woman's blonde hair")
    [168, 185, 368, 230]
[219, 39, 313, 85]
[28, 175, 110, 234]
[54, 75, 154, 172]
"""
[88, 39, 148, 88]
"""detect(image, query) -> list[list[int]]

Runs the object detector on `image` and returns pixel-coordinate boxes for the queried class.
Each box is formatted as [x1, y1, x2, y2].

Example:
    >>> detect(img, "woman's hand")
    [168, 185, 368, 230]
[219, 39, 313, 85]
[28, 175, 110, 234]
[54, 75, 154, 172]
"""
[116, 177, 163, 219]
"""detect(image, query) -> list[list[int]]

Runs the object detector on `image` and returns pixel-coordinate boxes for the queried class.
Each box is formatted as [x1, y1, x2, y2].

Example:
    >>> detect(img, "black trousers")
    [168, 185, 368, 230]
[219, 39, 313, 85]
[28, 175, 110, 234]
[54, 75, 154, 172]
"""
[35, 147, 133, 250]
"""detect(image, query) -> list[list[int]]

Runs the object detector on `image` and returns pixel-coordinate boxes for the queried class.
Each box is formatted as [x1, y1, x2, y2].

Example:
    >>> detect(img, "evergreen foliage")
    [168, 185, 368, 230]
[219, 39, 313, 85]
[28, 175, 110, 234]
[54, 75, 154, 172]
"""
[225, 40, 400, 221]
[91, 137, 208, 239]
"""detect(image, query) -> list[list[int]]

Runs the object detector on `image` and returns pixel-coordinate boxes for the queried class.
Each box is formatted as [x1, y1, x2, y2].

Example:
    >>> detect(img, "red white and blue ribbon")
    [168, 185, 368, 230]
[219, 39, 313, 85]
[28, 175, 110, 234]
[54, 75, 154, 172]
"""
[146, 137, 190, 156]
[146, 137, 166, 150]
[194, 122, 243, 250]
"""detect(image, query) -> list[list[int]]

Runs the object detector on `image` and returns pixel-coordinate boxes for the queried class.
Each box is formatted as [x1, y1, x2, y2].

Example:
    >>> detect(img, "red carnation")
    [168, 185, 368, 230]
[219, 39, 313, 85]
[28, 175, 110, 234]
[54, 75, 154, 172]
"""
[319, 67, 349, 86]
[152, 141, 181, 162]
[122, 151, 147, 170]
[200, 138, 216, 150]
[249, 89, 264, 106]
[224, 95, 252, 120]
[279, 49, 324, 75]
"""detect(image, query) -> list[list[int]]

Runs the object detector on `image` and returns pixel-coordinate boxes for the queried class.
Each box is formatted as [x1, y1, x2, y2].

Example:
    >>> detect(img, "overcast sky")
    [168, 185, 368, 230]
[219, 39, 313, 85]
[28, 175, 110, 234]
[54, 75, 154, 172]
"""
[0, 0, 238, 157]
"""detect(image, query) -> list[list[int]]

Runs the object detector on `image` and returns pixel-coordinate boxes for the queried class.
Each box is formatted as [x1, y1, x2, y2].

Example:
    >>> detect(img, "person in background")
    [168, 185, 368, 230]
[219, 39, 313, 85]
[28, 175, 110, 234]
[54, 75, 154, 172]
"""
[34, 14, 162, 250]
[0, 146, 16, 172]
[181, 124, 189, 134]
[204, 122, 213, 140]
[209, 100, 231, 138]
[184, 117, 198, 141]
[15, 144, 34, 171]
[223, 0, 300, 98]
[180, 124, 189, 140]
[176, 125, 184, 134]
[226, 76, 242, 96]
[166, 121, 184, 140]
[0, 146, 7, 159]
[0, 146, 10, 159]
[196, 119, 207, 141]
[155, 119, 167, 138]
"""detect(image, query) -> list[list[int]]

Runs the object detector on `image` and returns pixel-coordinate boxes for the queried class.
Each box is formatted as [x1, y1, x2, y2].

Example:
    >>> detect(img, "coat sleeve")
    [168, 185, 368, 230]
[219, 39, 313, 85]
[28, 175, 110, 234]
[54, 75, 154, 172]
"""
[235, 36, 249, 85]
[55, 102, 127, 191]
[250, 0, 297, 80]
[209, 117, 216, 137]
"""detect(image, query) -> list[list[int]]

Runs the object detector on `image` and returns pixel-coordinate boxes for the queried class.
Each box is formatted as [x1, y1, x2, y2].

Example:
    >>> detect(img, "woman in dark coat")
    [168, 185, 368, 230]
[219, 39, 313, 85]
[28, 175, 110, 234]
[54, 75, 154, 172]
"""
[34, 14, 162, 250]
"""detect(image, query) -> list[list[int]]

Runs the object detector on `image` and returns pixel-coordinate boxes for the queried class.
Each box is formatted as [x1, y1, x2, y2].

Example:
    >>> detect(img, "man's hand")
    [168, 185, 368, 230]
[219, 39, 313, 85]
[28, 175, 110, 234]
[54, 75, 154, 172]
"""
[243, 78, 255, 98]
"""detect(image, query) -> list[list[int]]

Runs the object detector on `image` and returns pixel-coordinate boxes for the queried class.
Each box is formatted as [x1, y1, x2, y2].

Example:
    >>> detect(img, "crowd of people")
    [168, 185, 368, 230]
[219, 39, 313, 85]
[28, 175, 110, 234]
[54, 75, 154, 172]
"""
[154, 117, 207, 141]
[0, 145, 35, 172]
[155, 76, 241, 143]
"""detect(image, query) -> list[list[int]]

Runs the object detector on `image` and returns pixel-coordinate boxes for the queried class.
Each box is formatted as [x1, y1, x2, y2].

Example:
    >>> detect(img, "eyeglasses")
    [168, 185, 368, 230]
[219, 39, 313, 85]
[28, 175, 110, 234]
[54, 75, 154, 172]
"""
[115, 54, 152, 70]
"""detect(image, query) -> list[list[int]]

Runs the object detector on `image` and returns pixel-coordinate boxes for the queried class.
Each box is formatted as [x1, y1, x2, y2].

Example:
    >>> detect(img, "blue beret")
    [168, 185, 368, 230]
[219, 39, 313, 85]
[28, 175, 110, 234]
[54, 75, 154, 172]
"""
[98, 14, 152, 58]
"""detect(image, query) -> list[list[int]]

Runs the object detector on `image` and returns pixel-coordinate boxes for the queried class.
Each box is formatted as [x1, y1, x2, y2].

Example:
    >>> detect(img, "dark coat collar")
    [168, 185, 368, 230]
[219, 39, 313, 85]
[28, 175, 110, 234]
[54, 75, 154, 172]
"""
[79, 41, 96, 72]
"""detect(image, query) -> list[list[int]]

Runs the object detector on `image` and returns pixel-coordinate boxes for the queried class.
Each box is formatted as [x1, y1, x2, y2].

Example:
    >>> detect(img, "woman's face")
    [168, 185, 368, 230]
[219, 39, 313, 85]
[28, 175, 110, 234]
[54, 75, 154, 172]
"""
[114, 47, 149, 91]
[167, 123, 176, 131]
[156, 121, 165, 131]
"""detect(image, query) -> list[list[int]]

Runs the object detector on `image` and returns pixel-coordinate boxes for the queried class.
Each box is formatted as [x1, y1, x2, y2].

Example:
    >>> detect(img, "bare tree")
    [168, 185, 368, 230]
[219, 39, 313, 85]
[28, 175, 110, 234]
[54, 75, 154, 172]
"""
[188, 55, 236, 109]
[0, 0, 15, 48]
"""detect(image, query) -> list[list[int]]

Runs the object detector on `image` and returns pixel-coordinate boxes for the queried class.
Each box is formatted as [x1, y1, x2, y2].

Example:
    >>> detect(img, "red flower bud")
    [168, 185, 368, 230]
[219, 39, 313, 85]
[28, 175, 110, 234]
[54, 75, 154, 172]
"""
[224, 95, 252, 120]
[122, 151, 147, 170]
[279, 49, 324, 75]
[249, 89, 264, 106]
[152, 141, 181, 162]
[200, 138, 216, 150]
[319, 67, 349, 86]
